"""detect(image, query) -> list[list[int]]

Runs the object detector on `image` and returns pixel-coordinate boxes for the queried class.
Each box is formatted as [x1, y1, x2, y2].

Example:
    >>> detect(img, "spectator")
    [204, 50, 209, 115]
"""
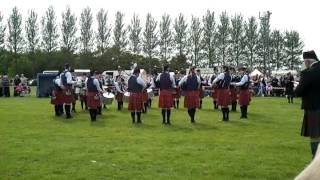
[13, 75, 21, 97]
[2, 75, 10, 97]
[0, 75, 3, 97]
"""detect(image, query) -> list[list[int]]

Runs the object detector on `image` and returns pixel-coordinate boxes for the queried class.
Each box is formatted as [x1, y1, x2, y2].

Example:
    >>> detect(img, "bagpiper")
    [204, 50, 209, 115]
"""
[156, 65, 176, 125]
[114, 75, 125, 111]
[196, 69, 205, 109]
[128, 67, 146, 123]
[231, 66, 251, 119]
[51, 72, 64, 116]
[86, 71, 104, 122]
[179, 66, 201, 123]
[211, 65, 231, 121]
[230, 67, 240, 112]
[60, 64, 74, 119]
[295, 50, 320, 158]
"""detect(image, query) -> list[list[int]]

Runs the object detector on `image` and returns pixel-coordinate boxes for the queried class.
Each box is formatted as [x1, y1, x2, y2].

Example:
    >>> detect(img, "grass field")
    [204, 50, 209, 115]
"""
[0, 88, 311, 180]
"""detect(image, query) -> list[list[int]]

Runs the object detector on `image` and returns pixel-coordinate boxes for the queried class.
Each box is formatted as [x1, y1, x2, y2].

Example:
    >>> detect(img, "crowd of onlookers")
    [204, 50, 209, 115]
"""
[0, 74, 30, 97]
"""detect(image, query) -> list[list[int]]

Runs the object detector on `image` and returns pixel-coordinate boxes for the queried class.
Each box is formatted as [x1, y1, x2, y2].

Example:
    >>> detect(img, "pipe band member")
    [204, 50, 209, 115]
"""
[212, 65, 231, 121]
[230, 67, 240, 112]
[51, 73, 64, 116]
[86, 71, 104, 122]
[231, 66, 251, 119]
[196, 69, 206, 109]
[115, 76, 125, 111]
[60, 63, 74, 119]
[173, 70, 181, 109]
[156, 65, 176, 125]
[128, 67, 146, 124]
[295, 50, 320, 158]
[179, 66, 201, 123]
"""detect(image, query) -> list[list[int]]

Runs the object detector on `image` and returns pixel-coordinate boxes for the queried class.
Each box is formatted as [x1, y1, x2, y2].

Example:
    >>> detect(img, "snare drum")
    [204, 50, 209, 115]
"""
[102, 92, 115, 105]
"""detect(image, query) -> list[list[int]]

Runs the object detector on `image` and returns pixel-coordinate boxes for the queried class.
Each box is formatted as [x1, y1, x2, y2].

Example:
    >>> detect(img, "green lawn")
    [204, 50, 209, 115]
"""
[0, 88, 311, 180]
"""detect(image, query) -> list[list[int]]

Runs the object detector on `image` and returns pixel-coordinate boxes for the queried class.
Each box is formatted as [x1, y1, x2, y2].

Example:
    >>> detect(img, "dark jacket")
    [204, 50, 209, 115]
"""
[295, 62, 320, 110]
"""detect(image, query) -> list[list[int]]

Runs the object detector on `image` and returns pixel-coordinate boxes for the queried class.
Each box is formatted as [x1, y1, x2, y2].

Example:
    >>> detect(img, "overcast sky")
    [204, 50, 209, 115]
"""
[1, 0, 319, 54]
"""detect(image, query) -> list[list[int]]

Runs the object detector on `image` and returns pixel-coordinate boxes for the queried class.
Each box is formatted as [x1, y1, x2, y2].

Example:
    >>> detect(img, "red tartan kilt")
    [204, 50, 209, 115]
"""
[142, 90, 148, 102]
[128, 93, 144, 111]
[199, 89, 204, 99]
[218, 89, 231, 107]
[80, 95, 87, 101]
[86, 92, 100, 109]
[51, 90, 64, 105]
[62, 86, 74, 104]
[116, 93, 124, 102]
[172, 88, 181, 99]
[184, 91, 200, 109]
[159, 90, 174, 109]
[230, 88, 238, 102]
[212, 88, 219, 100]
[239, 89, 251, 106]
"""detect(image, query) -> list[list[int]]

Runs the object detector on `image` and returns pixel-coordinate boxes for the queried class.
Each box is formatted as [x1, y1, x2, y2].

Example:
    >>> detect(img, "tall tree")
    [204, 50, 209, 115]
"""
[159, 14, 172, 62]
[61, 6, 78, 53]
[244, 16, 258, 69]
[257, 11, 272, 74]
[96, 8, 111, 54]
[7, 7, 24, 71]
[0, 12, 6, 50]
[25, 10, 39, 53]
[80, 7, 93, 54]
[143, 13, 158, 71]
[113, 11, 128, 52]
[270, 30, 284, 70]
[202, 10, 217, 67]
[189, 16, 202, 66]
[41, 6, 59, 53]
[229, 14, 245, 67]
[128, 13, 141, 54]
[283, 30, 304, 70]
[217, 11, 230, 65]
[173, 13, 188, 57]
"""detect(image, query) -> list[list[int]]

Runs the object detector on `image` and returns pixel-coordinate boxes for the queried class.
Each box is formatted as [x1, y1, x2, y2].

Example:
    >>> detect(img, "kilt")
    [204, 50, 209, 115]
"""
[172, 87, 181, 99]
[62, 86, 74, 104]
[199, 88, 205, 99]
[301, 110, 320, 137]
[51, 89, 64, 105]
[212, 88, 219, 101]
[218, 89, 231, 107]
[80, 94, 87, 101]
[116, 92, 124, 102]
[86, 92, 100, 109]
[239, 89, 251, 106]
[184, 91, 200, 109]
[230, 87, 238, 103]
[142, 89, 148, 102]
[128, 93, 144, 111]
[159, 90, 174, 109]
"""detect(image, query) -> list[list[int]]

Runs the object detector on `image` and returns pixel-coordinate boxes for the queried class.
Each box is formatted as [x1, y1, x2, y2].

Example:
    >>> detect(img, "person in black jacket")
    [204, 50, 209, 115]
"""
[285, 73, 295, 104]
[295, 50, 320, 158]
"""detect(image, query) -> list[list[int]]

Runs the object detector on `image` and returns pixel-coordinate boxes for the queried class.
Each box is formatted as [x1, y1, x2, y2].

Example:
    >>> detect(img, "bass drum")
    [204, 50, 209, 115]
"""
[123, 92, 130, 103]
[102, 92, 115, 105]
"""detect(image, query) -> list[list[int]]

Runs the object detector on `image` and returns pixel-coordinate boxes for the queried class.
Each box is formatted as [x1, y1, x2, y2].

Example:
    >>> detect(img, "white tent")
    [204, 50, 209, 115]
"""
[271, 70, 297, 76]
[250, 69, 263, 77]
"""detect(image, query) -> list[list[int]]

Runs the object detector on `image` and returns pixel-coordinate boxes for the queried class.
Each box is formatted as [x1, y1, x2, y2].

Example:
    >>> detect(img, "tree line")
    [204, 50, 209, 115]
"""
[0, 6, 304, 77]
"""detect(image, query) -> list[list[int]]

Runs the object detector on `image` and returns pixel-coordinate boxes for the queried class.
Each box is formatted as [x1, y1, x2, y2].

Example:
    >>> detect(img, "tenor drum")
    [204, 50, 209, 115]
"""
[123, 92, 130, 102]
[102, 92, 115, 105]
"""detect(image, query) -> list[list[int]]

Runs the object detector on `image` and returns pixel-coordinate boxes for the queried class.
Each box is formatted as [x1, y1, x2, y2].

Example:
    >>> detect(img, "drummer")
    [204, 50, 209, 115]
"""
[79, 73, 88, 110]
[51, 72, 64, 116]
[196, 69, 205, 109]
[60, 64, 74, 119]
[128, 67, 146, 124]
[156, 65, 176, 125]
[173, 70, 182, 109]
[86, 70, 104, 122]
[114, 75, 125, 111]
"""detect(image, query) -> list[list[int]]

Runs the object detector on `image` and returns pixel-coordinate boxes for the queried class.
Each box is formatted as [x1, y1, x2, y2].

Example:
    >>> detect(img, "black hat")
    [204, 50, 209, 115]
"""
[303, 50, 319, 61]
[64, 63, 70, 69]
[133, 67, 140, 74]
[238, 65, 247, 71]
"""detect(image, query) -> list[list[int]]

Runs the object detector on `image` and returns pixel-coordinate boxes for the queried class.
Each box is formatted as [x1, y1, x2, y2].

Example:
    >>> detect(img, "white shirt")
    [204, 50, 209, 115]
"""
[136, 75, 146, 88]
[211, 73, 225, 85]
[114, 81, 124, 93]
[156, 72, 176, 88]
[178, 75, 201, 88]
[54, 78, 61, 87]
[234, 74, 249, 86]
[208, 74, 216, 86]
